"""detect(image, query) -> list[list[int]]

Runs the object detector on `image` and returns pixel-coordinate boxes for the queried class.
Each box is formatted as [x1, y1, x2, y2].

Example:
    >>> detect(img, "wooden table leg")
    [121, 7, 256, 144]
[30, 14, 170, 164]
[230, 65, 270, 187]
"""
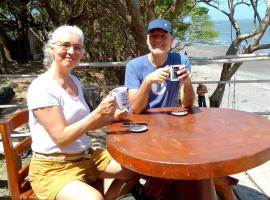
[176, 179, 217, 200]
[214, 176, 238, 200]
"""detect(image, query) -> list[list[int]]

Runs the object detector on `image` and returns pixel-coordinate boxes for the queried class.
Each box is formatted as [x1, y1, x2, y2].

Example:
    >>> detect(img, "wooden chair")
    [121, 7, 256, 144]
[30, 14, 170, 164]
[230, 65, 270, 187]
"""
[0, 109, 104, 200]
[0, 109, 36, 199]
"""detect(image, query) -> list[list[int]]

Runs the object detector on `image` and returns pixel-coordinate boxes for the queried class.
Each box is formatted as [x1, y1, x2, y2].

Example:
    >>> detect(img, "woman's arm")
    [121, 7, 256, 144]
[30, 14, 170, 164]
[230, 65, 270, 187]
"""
[33, 93, 126, 147]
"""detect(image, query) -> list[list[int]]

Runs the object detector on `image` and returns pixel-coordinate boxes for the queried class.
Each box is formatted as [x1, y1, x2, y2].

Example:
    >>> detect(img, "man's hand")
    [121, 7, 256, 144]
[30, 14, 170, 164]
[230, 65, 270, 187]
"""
[177, 65, 191, 82]
[145, 67, 170, 84]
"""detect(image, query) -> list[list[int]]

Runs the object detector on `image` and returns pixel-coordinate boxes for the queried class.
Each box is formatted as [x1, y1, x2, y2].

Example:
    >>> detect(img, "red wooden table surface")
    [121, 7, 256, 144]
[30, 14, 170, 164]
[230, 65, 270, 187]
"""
[107, 107, 270, 199]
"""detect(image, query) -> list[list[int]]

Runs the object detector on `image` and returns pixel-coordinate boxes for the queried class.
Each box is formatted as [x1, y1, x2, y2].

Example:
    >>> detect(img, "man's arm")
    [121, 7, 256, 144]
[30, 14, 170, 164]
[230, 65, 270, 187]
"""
[178, 66, 195, 108]
[128, 80, 151, 114]
[197, 86, 204, 95]
[180, 77, 195, 108]
[196, 86, 201, 94]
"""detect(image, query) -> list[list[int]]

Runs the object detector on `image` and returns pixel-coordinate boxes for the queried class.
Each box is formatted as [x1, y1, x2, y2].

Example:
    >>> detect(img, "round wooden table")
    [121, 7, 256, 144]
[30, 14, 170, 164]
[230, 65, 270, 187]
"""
[107, 107, 270, 200]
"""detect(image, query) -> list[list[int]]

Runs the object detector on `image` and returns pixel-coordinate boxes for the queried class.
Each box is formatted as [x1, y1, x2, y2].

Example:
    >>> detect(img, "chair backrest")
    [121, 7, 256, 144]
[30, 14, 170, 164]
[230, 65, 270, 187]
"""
[0, 109, 36, 200]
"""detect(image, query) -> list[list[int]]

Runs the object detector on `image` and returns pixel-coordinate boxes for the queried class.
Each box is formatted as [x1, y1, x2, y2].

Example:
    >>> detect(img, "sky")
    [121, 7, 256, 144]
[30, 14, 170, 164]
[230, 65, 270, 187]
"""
[200, 2, 266, 21]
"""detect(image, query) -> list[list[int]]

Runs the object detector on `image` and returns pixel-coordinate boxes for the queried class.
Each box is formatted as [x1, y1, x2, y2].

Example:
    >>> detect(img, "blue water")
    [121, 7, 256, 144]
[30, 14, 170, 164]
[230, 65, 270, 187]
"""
[210, 19, 270, 50]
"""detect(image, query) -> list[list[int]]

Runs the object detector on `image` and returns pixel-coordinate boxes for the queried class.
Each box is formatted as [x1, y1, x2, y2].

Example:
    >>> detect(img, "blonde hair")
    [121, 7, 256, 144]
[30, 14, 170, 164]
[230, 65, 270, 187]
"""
[43, 25, 84, 67]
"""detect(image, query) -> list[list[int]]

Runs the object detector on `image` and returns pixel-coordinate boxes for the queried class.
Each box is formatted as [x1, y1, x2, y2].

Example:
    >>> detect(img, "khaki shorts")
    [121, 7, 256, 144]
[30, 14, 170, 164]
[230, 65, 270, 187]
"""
[29, 148, 112, 200]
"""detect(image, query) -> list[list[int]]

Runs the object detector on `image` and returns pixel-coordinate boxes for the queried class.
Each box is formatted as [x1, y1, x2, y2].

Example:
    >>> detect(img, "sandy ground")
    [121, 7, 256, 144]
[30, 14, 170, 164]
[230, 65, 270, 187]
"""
[184, 45, 270, 114]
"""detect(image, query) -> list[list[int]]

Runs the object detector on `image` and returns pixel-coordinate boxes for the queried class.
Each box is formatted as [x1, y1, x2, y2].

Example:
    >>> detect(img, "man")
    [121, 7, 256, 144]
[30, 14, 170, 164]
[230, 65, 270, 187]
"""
[125, 18, 195, 113]
[125, 18, 238, 200]
[197, 83, 208, 107]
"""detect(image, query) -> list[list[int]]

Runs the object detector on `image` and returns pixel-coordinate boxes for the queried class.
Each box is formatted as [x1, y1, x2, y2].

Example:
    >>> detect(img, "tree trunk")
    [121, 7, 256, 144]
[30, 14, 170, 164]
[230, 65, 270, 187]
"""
[209, 40, 242, 107]
[0, 30, 13, 72]
[209, 84, 226, 107]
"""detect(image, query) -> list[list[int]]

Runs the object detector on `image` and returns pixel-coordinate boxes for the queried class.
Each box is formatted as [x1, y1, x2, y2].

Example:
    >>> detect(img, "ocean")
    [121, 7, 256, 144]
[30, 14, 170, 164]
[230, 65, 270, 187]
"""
[211, 19, 270, 51]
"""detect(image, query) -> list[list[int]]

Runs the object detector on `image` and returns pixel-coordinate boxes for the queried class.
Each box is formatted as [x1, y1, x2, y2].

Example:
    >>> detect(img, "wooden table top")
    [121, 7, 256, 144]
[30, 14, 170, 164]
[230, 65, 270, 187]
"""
[107, 107, 270, 180]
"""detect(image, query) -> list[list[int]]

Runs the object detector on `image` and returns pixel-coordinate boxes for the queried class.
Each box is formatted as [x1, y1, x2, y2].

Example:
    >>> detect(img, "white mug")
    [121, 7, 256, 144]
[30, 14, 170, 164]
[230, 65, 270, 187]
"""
[112, 87, 129, 109]
[170, 65, 180, 81]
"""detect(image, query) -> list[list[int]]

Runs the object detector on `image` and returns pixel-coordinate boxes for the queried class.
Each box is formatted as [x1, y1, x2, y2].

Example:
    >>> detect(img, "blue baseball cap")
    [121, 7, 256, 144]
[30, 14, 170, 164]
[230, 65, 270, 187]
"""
[147, 18, 172, 33]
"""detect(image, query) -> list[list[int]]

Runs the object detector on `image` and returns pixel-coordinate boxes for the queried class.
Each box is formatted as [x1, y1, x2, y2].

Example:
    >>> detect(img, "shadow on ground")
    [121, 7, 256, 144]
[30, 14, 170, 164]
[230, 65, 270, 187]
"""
[234, 185, 269, 200]
[0, 180, 10, 200]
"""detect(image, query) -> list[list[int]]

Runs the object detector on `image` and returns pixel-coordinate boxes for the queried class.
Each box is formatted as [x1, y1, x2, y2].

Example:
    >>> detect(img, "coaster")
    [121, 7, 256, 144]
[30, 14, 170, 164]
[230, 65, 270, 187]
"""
[171, 111, 188, 116]
[128, 125, 148, 133]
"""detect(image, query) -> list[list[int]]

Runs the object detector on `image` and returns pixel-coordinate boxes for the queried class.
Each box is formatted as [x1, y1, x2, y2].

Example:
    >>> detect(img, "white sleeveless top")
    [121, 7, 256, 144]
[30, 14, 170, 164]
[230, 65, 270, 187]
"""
[27, 73, 91, 154]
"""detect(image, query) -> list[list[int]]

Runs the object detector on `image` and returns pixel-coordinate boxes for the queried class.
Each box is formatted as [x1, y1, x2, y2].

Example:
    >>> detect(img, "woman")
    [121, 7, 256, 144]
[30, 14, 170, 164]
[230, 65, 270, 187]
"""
[27, 25, 138, 200]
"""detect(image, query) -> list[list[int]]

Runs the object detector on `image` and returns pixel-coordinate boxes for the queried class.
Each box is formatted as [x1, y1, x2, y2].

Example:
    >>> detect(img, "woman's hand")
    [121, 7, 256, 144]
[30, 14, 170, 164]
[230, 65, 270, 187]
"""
[113, 108, 128, 121]
[97, 92, 116, 117]
[96, 92, 128, 122]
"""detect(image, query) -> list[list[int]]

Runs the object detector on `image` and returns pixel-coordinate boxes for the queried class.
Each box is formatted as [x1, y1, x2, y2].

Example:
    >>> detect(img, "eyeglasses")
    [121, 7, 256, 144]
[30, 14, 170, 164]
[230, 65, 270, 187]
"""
[54, 41, 84, 53]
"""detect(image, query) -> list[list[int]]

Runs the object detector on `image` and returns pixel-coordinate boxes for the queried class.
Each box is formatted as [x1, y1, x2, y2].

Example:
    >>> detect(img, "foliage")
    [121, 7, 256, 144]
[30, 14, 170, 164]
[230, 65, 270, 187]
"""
[187, 7, 218, 43]
[153, 0, 218, 50]
[0, 0, 218, 94]
[0, 0, 218, 61]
